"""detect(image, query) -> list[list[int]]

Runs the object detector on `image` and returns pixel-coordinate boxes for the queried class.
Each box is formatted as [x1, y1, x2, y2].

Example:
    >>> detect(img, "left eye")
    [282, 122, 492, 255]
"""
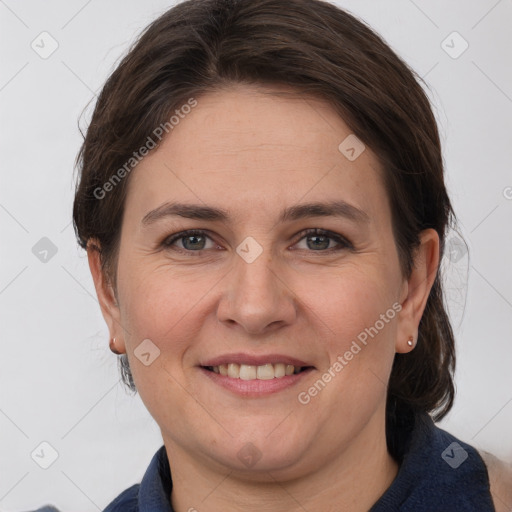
[294, 229, 351, 251]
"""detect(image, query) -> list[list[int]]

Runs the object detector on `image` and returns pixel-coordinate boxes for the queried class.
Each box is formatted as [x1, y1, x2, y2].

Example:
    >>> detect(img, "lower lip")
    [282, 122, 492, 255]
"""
[199, 367, 314, 397]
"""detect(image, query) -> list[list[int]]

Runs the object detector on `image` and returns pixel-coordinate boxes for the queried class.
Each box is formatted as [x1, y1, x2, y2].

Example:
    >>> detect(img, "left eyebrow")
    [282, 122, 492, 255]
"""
[141, 200, 370, 226]
[279, 200, 370, 224]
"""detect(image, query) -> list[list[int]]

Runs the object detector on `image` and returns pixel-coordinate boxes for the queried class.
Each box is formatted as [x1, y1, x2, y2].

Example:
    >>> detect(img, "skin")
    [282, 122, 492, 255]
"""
[88, 84, 440, 511]
[479, 451, 512, 511]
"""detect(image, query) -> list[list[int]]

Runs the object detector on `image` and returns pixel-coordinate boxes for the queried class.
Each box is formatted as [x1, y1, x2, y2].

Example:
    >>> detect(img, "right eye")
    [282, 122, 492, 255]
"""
[162, 229, 219, 253]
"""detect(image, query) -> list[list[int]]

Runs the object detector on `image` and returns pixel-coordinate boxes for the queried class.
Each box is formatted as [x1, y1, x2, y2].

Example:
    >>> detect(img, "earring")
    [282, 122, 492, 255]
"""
[407, 336, 414, 347]
[109, 337, 122, 355]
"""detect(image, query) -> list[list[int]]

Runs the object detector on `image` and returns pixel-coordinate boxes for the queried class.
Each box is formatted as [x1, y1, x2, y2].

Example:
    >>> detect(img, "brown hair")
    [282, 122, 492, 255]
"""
[73, 0, 456, 440]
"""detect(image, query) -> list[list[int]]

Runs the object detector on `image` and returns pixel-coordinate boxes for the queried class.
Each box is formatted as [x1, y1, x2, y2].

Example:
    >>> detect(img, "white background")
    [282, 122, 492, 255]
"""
[1, 0, 511, 510]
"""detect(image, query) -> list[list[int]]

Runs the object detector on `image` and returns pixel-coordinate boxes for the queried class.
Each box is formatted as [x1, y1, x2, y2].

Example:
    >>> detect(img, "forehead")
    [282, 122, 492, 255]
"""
[125, 85, 388, 224]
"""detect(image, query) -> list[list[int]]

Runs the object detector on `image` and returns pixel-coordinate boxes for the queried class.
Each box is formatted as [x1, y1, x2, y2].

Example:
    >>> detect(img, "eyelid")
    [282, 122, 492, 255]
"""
[161, 228, 353, 253]
[293, 228, 353, 251]
[162, 229, 220, 253]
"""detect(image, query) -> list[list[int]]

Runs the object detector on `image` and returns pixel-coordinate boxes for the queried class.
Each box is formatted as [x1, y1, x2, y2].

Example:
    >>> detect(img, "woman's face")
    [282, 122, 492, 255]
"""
[93, 85, 433, 478]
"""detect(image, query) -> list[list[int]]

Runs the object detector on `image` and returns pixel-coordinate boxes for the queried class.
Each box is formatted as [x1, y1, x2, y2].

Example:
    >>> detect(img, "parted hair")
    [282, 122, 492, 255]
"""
[73, 0, 457, 447]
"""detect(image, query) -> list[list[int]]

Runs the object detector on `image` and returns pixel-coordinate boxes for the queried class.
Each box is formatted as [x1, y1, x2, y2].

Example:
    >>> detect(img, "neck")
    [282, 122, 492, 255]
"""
[165, 408, 399, 512]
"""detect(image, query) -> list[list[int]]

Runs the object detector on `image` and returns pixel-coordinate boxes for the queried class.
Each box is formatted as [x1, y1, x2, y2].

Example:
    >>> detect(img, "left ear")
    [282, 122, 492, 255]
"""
[396, 228, 440, 353]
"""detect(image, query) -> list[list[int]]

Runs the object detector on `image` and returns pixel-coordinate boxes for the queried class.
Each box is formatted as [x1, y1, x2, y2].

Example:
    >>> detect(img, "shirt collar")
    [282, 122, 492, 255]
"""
[138, 445, 174, 511]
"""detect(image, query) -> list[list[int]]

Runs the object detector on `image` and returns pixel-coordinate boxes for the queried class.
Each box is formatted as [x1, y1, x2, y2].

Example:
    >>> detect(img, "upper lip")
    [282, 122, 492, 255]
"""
[200, 353, 313, 368]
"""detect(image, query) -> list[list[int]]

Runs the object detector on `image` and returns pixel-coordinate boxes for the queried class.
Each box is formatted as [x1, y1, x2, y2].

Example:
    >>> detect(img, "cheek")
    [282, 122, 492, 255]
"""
[304, 265, 400, 407]
[309, 265, 398, 343]
[118, 256, 211, 343]
[117, 265, 207, 425]
[287, 267, 399, 449]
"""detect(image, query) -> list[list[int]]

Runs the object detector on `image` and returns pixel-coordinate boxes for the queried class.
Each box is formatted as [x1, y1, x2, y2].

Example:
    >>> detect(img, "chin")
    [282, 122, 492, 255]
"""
[211, 443, 307, 477]
[203, 420, 314, 475]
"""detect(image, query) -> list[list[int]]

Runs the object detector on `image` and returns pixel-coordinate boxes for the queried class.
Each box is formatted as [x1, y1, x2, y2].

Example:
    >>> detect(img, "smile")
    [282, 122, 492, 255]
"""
[203, 363, 311, 380]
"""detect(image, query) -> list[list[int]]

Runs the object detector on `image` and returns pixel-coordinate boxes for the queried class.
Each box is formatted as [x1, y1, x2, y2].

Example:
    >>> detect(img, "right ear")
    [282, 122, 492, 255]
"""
[87, 240, 126, 354]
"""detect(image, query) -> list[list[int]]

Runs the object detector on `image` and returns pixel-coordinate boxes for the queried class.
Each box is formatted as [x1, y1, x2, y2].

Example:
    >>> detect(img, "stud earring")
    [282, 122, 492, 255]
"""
[407, 336, 414, 347]
[109, 337, 122, 355]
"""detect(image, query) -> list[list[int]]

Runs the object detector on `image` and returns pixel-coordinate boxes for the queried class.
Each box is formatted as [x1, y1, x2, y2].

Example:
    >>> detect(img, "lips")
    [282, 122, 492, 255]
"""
[201, 353, 311, 368]
[200, 353, 314, 381]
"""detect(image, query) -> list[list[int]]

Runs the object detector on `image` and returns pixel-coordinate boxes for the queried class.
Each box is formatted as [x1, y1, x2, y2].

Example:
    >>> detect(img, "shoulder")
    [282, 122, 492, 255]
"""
[102, 483, 139, 511]
[29, 485, 140, 512]
[478, 449, 512, 512]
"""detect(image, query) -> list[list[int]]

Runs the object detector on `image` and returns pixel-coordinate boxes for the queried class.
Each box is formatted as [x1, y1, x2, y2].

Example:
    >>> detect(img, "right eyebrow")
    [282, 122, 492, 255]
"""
[141, 202, 229, 225]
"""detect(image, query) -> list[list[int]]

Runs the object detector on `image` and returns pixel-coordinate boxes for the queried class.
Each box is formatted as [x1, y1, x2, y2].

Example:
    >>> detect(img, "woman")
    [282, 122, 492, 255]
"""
[40, 0, 512, 510]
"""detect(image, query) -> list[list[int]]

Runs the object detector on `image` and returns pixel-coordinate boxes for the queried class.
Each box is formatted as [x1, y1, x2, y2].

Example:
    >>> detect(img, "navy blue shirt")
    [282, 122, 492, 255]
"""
[33, 411, 495, 511]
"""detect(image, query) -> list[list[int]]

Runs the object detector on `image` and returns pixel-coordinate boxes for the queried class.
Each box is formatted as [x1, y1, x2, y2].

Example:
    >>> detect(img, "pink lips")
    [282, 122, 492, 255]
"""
[198, 353, 315, 397]
[200, 366, 314, 396]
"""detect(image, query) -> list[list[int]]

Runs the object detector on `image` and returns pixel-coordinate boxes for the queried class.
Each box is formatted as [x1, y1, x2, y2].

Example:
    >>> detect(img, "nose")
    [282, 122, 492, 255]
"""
[216, 245, 297, 336]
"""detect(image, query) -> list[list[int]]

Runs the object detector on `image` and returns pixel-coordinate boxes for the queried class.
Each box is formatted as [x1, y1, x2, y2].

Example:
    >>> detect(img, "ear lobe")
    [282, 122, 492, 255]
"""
[396, 228, 440, 353]
[87, 240, 126, 353]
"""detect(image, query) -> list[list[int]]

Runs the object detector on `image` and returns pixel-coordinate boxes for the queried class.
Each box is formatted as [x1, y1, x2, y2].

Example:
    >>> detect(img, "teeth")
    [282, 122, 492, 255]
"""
[274, 363, 286, 378]
[227, 363, 240, 378]
[256, 364, 274, 380]
[211, 363, 305, 380]
[240, 364, 257, 380]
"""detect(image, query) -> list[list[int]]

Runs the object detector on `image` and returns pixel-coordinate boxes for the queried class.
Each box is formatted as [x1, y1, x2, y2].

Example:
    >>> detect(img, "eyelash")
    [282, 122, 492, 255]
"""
[161, 228, 353, 255]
